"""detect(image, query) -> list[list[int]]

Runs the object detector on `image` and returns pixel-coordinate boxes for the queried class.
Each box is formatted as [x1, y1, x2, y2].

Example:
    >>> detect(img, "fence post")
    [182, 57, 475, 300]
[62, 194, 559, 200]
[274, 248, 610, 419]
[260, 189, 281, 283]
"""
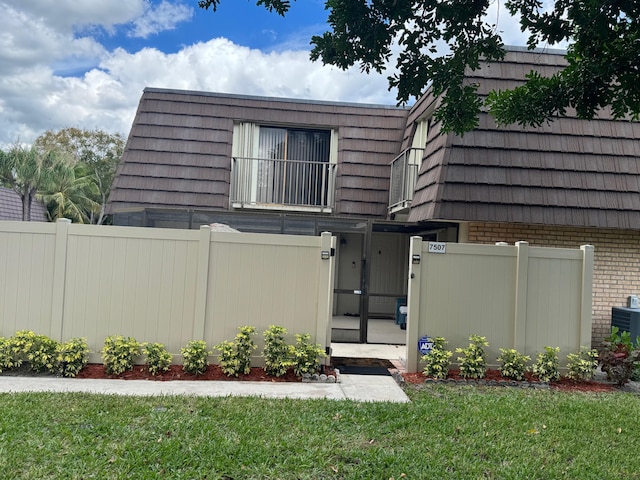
[580, 245, 595, 347]
[317, 232, 335, 363]
[50, 218, 71, 341]
[405, 236, 423, 373]
[193, 225, 212, 340]
[513, 241, 529, 352]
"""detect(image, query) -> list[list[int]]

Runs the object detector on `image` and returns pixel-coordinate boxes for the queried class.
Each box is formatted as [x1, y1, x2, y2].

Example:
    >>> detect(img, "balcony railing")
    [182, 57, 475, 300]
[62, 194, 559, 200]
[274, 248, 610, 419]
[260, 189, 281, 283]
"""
[231, 157, 336, 212]
[389, 148, 423, 213]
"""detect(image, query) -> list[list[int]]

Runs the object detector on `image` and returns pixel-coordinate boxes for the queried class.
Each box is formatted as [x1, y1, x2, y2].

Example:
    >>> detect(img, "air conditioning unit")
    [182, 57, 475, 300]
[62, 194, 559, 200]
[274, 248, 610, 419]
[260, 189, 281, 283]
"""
[611, 307, 640, 342]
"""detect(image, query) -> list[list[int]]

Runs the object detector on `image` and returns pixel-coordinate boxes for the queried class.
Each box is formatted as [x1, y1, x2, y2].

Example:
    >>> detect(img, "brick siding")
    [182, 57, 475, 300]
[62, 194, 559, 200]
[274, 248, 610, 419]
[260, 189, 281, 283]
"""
[467, 222, 640, 348]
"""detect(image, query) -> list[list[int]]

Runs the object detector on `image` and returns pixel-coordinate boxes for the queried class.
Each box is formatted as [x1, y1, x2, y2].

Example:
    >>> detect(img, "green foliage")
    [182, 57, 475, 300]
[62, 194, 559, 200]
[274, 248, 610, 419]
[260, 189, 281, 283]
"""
[101, 335, 141, 375]
[532, 346, 561, 383]
[181, 340, 210, 375]
[56, 337, 89, 377]
[455, 335, 489, 379]
[144, 343, 172, 376]
[215, 326, 257, 377]
[566, 346, 598, 382]
[0, 145, 61, 221]
[599, 327, 640, 386]
[216, 341, 238, 377]
[291, 333, 325, 377]
[11, 330, 60, 373]
[0, 337, 10, 373]
[38, 160, 99, 224]
[200, 1, 640, 134]
[421, 337, 452, 380]
[497, 348, 530, 381]
[34, 128, 125, 225]
[263, 325, 293, 377]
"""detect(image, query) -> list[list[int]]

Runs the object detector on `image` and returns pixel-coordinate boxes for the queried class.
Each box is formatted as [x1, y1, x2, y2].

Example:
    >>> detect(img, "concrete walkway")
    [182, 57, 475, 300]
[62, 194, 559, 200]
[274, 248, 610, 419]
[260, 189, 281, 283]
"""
[0, 374, 409, 403]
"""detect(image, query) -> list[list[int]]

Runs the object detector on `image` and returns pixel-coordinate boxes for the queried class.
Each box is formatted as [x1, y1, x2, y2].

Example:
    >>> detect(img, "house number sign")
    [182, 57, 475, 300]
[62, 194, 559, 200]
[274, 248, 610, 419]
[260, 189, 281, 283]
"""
[428, 242, 446, 254]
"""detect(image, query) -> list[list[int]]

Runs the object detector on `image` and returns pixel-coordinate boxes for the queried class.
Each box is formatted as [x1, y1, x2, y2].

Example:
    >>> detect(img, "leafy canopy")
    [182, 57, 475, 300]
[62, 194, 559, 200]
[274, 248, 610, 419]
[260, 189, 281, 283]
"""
[198, 0, 640, 135]
[0, 128, 123, 223]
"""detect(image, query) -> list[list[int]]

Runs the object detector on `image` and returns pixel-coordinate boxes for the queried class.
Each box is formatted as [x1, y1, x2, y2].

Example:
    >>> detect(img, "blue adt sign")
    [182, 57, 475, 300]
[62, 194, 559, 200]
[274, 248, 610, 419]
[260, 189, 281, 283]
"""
[418, 336, 434, 356]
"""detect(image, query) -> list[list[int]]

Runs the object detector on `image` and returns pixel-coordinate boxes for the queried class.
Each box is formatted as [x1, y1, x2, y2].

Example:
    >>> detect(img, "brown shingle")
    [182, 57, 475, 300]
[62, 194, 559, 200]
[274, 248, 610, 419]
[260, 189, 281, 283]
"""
[108, 89, 408, 217]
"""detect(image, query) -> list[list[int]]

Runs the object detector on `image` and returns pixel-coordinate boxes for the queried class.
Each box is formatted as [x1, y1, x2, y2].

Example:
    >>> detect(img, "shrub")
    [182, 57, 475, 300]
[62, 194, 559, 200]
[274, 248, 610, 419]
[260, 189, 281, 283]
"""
[56, 337, 89, 377]
[0, 337, 13, 373]
[263, 325, 293, 377]
[599, 327, 640, 386]
[182, 340, 210, 375]
[532, 346, 560, 383]
[11, 330, 59, 373]
[215, 326, 257, 377]
[144, 343, 172, 376]
[566, 346, 599, 381]
[422, 337, 452, 379]
[291, 333, 325, 377]
[455, 335, 489, 379]
[497, 348, 530, 381]
[101, 335, 141, 375]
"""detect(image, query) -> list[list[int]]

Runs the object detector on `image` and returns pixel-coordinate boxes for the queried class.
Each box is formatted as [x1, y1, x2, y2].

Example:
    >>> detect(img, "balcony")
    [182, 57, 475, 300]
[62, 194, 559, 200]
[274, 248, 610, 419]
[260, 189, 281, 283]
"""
[231, 157, 336, 213]
[388, 148, 423, 214]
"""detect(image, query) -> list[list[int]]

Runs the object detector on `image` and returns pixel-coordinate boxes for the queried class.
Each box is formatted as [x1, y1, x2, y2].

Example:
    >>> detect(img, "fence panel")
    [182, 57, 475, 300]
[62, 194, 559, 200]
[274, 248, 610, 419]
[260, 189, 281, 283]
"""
[524, 248, 585, 356]
[60, 225, 201, 360]
[414, 242, 517, 369]
[205, 232, 328, 360]
[0, 222, 57, 337]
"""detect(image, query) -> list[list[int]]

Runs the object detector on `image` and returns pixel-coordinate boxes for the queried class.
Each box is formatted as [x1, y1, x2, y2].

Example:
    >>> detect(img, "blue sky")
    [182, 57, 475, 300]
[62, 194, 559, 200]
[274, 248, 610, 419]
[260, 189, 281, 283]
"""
[0, 0, 534, 147]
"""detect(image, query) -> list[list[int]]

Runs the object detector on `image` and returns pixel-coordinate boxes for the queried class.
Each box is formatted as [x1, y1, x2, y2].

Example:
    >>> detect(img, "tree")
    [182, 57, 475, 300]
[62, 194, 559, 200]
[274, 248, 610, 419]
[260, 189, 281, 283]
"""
[38, 161, 100, 224]
[0, 144, 60, 221]
[35, 128, 124, 224]
[198, 0, 640, 135]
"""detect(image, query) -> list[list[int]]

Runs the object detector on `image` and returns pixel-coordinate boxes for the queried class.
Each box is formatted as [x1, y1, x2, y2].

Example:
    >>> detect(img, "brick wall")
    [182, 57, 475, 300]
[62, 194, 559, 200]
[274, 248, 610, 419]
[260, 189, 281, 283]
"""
[467, 222, 640, 348]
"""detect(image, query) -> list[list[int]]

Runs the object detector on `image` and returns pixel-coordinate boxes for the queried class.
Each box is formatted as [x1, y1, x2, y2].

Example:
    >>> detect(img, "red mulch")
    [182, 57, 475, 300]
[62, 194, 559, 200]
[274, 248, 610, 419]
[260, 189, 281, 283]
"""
[75, 364, 338, 382]
[403, 369, 617, 393]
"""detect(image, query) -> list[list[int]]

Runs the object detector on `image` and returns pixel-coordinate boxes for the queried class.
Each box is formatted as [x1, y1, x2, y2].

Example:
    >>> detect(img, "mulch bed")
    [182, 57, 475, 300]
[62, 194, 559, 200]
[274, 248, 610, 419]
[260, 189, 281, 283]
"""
[402, 369, 618, 393]
[74, 364, 324, 382]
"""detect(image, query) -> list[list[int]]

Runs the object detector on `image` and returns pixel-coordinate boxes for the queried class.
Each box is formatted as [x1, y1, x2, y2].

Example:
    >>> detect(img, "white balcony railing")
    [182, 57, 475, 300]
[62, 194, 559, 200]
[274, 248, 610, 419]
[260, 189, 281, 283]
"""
[231, 157, 336, 212]
[389, 148, 423, 213]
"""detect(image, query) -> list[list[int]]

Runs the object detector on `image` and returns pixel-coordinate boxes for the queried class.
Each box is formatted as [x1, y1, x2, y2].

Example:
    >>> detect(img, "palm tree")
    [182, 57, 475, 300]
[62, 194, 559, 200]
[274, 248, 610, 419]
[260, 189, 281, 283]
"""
[0, 144, 60, 221]
[38, 161, 100, 223]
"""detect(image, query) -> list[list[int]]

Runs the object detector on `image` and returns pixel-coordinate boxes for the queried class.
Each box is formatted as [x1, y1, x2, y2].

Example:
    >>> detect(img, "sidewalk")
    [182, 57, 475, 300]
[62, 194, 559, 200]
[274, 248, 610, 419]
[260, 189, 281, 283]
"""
[0, 373, 409, 403]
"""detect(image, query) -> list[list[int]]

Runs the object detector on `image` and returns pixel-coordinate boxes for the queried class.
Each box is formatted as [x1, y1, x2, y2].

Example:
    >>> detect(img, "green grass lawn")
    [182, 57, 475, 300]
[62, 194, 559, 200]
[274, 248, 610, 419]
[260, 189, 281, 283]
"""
[1, 385, 640, 479]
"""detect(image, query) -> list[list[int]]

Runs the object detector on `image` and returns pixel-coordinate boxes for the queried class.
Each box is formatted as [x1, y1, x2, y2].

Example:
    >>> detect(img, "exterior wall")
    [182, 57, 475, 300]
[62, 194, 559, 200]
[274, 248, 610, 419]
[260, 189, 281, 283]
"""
[465, 221, 639, 347]
[0, 220, 334, 365]
[405, 238, 593, 373]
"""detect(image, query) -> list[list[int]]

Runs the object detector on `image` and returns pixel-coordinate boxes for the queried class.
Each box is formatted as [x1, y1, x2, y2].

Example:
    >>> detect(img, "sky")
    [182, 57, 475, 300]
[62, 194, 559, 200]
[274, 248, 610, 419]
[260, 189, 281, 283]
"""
[0, 0, 543, 147]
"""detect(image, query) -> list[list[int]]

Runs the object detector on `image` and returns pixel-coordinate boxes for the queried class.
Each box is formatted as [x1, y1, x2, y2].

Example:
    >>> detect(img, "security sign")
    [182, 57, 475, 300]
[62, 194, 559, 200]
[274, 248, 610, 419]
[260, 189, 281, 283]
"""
[418, 335, 434, 356]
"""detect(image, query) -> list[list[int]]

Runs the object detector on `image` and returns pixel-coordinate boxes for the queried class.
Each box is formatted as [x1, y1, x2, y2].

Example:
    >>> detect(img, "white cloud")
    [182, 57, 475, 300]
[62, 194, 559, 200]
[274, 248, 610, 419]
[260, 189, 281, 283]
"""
[0, 33, 396, 147]
[129, 1, 193, 38]
[0, 0, 562, 149]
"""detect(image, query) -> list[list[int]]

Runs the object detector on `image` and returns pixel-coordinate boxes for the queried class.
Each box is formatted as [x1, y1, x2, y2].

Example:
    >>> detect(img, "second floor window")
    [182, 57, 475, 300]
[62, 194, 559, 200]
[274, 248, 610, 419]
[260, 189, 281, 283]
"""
[232, 124, 337, 210]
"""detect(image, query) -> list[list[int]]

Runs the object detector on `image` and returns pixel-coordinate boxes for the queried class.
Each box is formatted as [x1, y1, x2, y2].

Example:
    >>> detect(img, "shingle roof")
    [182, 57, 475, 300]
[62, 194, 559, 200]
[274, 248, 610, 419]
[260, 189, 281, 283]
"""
[108, 89, 409, 217]
[0, 187, 48, 222]
[408, 48, 640, 229]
